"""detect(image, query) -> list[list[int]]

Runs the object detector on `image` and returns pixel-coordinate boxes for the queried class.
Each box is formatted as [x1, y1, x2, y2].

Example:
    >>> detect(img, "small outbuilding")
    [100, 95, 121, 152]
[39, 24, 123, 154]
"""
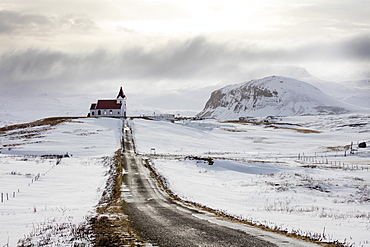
[358, 142, 367, 148]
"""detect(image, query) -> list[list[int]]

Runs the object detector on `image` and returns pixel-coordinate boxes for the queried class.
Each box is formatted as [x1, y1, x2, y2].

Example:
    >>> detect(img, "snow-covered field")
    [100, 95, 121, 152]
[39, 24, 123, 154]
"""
[1, 89, 369, 246]
[131, 115, 370, 246]
[0, 118, 122, 246]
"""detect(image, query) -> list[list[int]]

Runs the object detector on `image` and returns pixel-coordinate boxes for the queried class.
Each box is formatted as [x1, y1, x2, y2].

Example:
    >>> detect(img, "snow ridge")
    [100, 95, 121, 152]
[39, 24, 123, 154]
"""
[197, 76, 353, 120]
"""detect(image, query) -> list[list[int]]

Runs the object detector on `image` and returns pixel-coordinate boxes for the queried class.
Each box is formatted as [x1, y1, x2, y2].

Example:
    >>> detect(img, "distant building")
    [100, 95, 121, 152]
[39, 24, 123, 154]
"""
[145, 114, 175, 122]
[88, 87, 126, 118]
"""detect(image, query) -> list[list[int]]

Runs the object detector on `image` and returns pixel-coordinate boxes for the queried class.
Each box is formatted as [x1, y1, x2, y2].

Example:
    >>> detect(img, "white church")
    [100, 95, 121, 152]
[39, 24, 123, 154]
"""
[88, 87, 126, 118]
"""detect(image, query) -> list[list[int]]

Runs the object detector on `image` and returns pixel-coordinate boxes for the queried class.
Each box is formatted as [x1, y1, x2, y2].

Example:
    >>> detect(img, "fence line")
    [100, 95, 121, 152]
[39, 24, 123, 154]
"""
[1, 161, 58, 203]
[297, 152, 369, 171]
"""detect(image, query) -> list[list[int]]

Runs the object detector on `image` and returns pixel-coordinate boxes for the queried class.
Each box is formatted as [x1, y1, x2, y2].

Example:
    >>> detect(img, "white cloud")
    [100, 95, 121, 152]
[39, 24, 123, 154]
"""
[0, 0, 369, 96]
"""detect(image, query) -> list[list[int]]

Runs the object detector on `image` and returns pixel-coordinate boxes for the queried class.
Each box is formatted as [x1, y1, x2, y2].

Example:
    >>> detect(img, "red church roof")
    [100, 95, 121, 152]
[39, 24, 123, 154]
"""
[89, 87, 126, 112]
[94, 100, 122, 109]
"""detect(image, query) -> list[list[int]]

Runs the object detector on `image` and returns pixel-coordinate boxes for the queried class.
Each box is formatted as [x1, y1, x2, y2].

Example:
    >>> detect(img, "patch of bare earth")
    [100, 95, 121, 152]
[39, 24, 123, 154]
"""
[89, 149, 146, 247]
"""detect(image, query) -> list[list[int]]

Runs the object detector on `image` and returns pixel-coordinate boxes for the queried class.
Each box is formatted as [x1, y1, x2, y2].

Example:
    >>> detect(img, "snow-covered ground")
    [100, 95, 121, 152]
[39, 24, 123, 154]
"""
[131, 115, 370, 246]
[1, 87, 369, 246]
[0, 118, 122, 246]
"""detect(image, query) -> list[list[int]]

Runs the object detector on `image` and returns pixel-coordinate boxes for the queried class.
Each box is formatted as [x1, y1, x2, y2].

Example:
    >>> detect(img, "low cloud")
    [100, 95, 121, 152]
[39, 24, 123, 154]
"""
[1, 34, 369, 95]
[0, 10, 97, 36]
[341, 34, 370, 61]
[0, 10, 51, 34]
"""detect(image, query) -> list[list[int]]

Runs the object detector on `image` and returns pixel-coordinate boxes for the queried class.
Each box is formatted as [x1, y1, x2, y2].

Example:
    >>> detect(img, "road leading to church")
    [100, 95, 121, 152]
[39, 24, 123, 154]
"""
[121, 122, 319, 247]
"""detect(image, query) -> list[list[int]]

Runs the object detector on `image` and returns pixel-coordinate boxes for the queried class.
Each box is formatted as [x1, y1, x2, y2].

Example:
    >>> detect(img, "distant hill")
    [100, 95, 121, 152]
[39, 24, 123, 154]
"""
[271, 67, 370, 109]
[197, 76, 355, 120]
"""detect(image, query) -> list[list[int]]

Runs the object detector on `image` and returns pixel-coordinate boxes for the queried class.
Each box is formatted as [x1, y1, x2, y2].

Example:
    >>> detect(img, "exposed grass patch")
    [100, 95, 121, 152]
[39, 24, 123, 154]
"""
[17, 219, 91, 247]
[91, 150, 146, 247]
[301, 164, 318, 169]
[185, 155, 214, 165]
[223, 120, 301, 127]
[265, 125, 321, 133]
[323, 145, 351, 152]
[307, 185, 331, 193]
[1, 117, 82, 150]
[222, 120, 321, 134]
[8, 133, 45, 140]
[293, 128, 321, 134]
[220, 128, 248, 132]
[2, 141, 45, 150]
[0, 117, 80, 133]
[76, 132, 97, 136]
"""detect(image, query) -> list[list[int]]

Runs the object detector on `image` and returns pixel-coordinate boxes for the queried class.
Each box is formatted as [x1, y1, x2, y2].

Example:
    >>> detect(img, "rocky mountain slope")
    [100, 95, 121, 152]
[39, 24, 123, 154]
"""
[197, 76, 356, 120]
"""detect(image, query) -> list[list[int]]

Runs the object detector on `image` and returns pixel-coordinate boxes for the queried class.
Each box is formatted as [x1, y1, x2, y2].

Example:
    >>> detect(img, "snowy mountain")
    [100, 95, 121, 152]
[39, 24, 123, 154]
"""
[197, 76, 357, 120]
[274, 67, 370, 109]
[333, 79, 370, 108]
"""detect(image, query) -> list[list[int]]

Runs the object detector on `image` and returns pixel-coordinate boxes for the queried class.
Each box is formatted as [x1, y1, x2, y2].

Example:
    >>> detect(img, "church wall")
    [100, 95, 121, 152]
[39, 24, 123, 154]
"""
[90, 106, 126, 118]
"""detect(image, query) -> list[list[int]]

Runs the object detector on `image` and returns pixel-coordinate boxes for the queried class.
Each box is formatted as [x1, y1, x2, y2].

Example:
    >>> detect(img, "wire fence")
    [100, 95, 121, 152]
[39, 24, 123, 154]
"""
[1, 160, 59, 204]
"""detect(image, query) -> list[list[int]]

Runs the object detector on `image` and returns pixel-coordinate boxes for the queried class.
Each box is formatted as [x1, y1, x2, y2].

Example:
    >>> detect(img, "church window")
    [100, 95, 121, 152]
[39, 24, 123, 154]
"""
[92, 111, 95, 116]
[98, 110, 101, 115]
[110, 110, 113, 115]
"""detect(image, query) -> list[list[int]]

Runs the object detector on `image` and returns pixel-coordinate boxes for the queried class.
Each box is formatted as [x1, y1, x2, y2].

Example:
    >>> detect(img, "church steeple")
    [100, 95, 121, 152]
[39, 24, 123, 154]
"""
[117, 86, 125, 99]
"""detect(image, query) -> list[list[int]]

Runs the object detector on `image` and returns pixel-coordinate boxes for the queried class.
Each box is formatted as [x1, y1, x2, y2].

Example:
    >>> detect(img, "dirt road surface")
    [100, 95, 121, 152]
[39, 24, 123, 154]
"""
[122, 123, 320, 247]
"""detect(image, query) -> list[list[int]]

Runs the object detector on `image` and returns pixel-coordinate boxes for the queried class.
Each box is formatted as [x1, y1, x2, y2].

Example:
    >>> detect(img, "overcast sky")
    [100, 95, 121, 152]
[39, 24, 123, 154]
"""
[0, 0, 369, 96]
